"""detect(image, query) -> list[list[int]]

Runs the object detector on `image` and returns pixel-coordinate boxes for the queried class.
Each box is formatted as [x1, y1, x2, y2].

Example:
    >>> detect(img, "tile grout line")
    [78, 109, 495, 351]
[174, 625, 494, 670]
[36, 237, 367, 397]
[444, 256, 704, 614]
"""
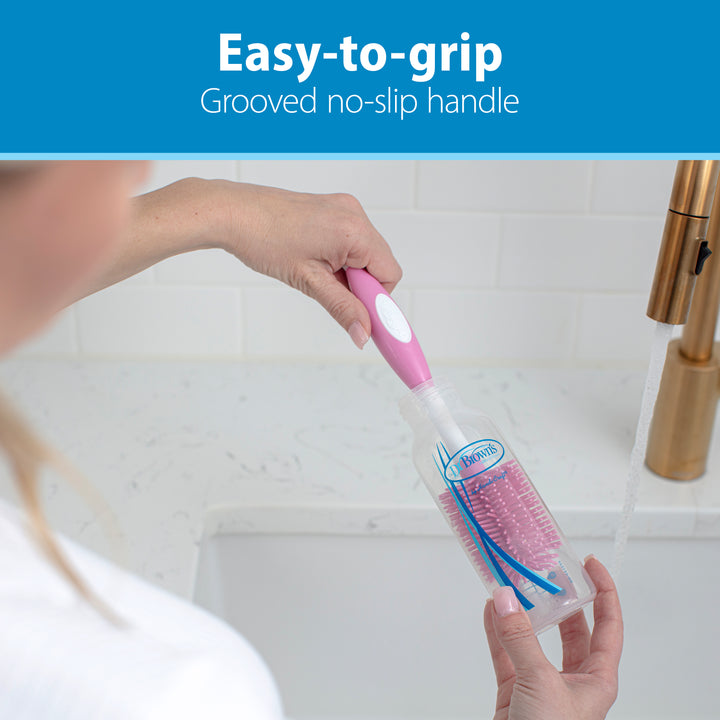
[365, 207, 665, 220]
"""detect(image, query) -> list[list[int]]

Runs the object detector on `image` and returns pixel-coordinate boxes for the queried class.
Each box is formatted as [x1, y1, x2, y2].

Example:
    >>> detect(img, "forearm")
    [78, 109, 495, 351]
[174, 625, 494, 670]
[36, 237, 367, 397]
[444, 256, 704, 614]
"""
[71, 175, 401, 346]
[79, 177, 231, 297]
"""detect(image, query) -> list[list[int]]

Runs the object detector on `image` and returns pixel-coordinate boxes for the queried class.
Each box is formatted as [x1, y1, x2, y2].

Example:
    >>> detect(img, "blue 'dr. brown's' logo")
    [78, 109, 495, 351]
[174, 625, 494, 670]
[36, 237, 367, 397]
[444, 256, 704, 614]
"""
[443, 439, 505, 482]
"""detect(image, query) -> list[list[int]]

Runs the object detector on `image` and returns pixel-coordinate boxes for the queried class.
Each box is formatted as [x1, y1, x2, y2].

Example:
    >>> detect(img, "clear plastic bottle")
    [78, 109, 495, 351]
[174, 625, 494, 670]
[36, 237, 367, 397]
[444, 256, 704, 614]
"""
[399, 378, 596, 634]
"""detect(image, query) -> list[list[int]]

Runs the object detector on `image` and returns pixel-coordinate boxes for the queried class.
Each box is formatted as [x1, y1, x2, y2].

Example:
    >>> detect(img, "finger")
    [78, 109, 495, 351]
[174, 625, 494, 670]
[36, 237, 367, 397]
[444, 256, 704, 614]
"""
[333, 269, 350, 291]
[301, 263, 371, 348]
[364, 243, 402, 294]
[585, 556, 624, 678]
[559, 609, 591, 673]
[484, 599, 515, 688]
[491, 587, 553, 679]
[341, 216, 402, 293]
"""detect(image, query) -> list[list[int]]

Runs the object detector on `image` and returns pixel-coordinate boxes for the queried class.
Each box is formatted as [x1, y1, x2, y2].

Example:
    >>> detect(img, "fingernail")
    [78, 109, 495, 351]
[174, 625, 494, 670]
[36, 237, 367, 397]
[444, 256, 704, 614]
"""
[493, 586, 520, 617]
[348, 321, 369, 349]
[584, 554, 597, 564]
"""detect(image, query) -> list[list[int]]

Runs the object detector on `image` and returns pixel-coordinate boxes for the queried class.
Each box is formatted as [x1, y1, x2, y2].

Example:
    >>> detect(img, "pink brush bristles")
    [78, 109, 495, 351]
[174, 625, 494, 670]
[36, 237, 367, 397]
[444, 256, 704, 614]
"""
[438, 459, 562, 585]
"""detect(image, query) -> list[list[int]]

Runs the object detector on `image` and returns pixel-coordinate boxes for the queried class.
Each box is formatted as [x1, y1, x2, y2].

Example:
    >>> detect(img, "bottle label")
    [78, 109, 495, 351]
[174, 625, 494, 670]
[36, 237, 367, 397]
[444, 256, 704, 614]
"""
[442, 439, 505, 482]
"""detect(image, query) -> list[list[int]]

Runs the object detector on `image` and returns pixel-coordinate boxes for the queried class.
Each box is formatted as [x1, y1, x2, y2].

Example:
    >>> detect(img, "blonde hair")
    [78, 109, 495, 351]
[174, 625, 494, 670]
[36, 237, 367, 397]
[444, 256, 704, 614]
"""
[0, 389, 121, 623]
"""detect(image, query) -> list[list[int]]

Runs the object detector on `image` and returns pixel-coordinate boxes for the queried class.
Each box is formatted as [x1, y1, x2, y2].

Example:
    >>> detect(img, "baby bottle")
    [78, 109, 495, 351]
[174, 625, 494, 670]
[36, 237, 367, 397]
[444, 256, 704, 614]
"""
[346, 266, 596, 634]
[399, 378, 596, 634]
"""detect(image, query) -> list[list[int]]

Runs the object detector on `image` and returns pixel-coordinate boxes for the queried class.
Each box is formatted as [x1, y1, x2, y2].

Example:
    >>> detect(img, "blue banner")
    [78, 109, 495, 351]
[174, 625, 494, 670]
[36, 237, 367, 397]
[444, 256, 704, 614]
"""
[2, 1, 719, 155]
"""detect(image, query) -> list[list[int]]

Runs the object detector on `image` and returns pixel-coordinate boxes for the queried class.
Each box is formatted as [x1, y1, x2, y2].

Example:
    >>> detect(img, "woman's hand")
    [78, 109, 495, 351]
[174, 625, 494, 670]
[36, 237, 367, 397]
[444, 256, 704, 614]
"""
[484, 556, 623, 720]
[214, 181, 402, 348]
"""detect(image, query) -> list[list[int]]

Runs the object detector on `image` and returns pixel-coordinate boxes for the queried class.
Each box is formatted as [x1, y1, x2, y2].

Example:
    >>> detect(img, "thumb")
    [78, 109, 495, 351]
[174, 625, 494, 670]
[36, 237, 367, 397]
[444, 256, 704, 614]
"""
[302, 266, 371, 349]
[491, 587, 552, 678]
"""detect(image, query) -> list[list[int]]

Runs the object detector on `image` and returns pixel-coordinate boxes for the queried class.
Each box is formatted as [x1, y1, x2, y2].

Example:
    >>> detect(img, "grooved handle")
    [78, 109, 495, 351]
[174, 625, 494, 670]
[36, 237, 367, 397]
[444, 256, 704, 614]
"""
[345, 267, 431, 389]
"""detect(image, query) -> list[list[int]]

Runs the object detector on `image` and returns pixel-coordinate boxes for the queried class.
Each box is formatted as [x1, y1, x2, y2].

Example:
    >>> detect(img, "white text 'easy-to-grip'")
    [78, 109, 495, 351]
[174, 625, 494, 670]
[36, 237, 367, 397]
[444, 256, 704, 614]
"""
[219, 33, 502, 83]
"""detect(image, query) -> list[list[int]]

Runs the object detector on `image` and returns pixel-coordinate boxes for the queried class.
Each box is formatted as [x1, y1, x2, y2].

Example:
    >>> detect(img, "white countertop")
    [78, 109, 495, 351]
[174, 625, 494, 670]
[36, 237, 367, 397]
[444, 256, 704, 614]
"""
[0, 359, 718, 599]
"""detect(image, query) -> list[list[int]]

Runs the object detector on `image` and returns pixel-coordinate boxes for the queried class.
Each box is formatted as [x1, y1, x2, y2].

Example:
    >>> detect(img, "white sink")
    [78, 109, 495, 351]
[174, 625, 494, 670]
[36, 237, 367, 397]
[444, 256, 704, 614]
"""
[193, 507, 719, 720]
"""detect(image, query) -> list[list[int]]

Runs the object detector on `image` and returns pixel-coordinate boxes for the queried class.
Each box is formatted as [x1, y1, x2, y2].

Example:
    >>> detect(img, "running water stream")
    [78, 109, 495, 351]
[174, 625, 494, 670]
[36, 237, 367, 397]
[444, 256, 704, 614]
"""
[612, 321, 674, 582]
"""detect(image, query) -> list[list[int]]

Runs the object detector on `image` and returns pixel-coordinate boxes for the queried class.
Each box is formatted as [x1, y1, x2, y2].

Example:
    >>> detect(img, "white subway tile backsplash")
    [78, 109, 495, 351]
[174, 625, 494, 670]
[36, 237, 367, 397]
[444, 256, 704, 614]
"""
[12, 309, 77, 357]
[416, 161, 592, 213]
[237, 161, 416, 209]
[412, 289, 578, 362]
[76, 286, 242, 357]
[372, 211, 500, 288]
[21, 160, 677, 367]
[500, 215, 662, 292]
[244, 285, 411, 360]
[138, 160, 238, 194]
[155, 248, 274, 286]
[576, 294, 655, 363]
[591, 161, 675, 215]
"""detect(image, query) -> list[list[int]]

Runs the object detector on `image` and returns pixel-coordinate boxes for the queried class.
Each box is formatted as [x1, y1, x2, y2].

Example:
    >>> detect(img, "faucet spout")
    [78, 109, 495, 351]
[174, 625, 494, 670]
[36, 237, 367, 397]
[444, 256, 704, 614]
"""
[647, 161, 719, 325]
[679, 181, 720, 363]
[646, 162, 720, 480]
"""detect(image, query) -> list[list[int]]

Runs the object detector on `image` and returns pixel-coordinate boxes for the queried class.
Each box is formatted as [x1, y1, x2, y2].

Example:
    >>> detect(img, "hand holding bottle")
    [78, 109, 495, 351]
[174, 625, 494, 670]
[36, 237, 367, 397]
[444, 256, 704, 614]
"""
[484, 555, 623, 720]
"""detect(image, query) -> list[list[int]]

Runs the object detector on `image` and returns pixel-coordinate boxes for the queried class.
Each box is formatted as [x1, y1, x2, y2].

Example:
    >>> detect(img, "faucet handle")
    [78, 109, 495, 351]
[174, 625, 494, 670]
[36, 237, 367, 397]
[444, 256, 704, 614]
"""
[695, 240, 712, 275]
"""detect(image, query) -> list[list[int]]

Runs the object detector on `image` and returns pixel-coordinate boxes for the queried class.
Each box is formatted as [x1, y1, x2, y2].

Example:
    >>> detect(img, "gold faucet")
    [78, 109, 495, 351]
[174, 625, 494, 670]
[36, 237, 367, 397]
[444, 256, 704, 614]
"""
[646, 160, 720, 479]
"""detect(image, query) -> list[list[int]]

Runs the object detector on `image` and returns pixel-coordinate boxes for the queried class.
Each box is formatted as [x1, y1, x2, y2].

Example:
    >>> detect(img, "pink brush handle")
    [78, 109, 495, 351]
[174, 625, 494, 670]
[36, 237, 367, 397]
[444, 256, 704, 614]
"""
[345, 267, 432, 390]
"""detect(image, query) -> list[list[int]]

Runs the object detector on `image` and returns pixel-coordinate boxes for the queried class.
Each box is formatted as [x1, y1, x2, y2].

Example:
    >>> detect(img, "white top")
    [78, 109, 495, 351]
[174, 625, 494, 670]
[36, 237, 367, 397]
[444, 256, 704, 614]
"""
[0, 500, 283, 719]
